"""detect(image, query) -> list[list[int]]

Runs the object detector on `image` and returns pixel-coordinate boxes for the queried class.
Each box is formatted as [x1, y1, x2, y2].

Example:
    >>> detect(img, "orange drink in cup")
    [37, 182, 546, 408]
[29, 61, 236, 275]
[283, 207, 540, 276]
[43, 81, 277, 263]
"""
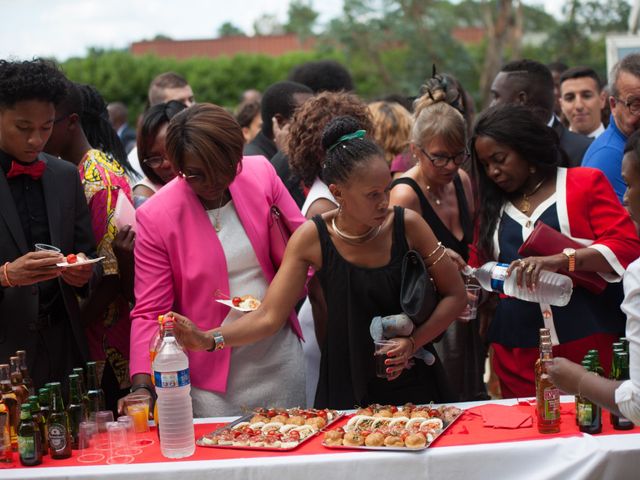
[124, 396, 150, 433]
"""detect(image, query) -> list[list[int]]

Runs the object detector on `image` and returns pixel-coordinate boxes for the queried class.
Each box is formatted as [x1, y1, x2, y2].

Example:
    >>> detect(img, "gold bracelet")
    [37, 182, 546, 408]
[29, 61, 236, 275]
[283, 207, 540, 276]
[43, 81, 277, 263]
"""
[2, 262, 14, 288]
[425, 242, 444, 260]
[428, 248, 447, 268]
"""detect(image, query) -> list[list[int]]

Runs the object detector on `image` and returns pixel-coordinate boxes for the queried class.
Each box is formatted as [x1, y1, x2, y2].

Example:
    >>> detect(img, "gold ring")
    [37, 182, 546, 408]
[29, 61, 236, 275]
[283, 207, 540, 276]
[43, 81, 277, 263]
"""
[526, 265, 534, 274]
[519, 260, 526, 268]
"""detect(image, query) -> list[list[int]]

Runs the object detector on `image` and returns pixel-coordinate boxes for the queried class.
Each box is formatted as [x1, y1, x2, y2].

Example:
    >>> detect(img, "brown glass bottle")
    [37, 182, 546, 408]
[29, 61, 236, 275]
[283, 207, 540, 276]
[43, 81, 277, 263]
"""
[0, 404, 13, 466]
[9, 356, 29, 404]
[28, 396, 47, 456]
[0, 364, 18, 450]
[15, 351, 34, 397]
[536, 356, 561, 433]
[85, 362, 105, 414]
[47, 382, 72, 459]
[18, 403, 42, 466]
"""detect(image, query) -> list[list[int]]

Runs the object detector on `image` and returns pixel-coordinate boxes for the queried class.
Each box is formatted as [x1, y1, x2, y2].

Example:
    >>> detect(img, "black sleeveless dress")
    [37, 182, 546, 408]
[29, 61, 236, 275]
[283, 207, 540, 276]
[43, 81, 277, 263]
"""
[391, 175, 488, 401]
[312, 206, 450, 410]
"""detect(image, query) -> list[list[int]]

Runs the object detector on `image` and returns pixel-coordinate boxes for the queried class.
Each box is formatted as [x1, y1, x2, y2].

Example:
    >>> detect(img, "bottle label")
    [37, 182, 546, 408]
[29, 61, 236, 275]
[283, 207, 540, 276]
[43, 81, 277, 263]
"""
[154, 368, 190, 388]
[577, 402, 593, 425]
[543, 387, 560, 420]
[48, 423, 67, 451]
[18, 435, 35, 459]
[490, 264, 508, 293]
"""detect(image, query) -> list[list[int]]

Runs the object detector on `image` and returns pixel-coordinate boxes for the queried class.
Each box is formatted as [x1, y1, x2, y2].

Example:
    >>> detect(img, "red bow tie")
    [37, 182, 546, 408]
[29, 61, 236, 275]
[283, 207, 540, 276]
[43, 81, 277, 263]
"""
[6, 160, 46, 180]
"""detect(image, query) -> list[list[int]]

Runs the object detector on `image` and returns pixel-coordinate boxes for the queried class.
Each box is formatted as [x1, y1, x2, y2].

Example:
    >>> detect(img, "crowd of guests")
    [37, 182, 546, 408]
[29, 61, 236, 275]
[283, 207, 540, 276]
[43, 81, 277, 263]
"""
[1, 53, 640, 426]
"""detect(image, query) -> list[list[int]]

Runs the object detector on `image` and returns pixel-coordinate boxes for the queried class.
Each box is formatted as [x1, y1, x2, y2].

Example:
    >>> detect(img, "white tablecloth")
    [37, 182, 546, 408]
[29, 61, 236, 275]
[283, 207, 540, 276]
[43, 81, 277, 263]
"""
[8, 397, 640, 480]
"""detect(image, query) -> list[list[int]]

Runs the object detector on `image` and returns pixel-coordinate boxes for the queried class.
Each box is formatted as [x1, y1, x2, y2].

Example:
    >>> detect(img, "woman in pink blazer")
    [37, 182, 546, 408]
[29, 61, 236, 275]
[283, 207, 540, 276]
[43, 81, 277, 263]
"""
[121, 104, 306, 417]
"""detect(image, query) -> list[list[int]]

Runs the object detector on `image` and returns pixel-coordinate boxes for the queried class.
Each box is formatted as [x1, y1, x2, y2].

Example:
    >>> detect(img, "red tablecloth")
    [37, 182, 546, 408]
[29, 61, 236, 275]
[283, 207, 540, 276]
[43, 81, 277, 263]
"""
[20, 402, 638, 469]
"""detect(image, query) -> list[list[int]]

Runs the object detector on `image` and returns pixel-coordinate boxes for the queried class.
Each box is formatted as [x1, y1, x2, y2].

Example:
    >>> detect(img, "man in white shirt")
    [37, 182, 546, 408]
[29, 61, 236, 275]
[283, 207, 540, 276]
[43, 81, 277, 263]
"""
[128, 72, 195, 178]
[560, 66, 607, 139]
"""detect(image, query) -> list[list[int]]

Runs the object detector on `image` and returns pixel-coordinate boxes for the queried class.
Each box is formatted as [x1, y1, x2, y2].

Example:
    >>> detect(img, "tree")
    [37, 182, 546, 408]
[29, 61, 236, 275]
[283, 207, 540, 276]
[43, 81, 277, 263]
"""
[285, 0, 319, 40]
[218, 22, 245, 37]
[253, 14, 285, 36]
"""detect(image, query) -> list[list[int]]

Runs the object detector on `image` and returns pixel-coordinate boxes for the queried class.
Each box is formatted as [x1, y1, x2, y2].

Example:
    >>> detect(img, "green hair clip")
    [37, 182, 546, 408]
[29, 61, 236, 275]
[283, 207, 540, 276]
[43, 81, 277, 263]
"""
[327, 129, 366, 152]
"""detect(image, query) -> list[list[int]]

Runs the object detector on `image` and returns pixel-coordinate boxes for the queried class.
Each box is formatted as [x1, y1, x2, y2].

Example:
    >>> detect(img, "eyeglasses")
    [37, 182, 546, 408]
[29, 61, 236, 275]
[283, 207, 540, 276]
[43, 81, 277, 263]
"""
[615, 97, 640, 116]
[142, 155, 169, 168]
[419, 147, 469, 167]
[179, 170, 206, 185]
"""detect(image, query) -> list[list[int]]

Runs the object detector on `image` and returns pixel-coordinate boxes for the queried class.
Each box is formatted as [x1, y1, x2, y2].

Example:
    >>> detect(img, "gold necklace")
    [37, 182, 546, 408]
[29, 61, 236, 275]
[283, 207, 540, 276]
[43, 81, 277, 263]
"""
[210, 193, 228, 232]
[331, 216, 381, 244]
[519, 178, 545, 214]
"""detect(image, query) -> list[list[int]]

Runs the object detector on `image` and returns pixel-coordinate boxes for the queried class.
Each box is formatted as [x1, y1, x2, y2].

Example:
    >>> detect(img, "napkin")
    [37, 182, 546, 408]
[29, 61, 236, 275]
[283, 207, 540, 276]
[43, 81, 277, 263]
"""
[467, 404, 533, 429]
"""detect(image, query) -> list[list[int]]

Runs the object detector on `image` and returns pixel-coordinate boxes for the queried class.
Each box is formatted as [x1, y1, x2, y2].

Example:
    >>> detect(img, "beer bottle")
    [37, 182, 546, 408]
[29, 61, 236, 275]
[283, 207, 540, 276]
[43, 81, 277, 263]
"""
[47, 382, 72, 459]
[577, 359, 602, 434]
[9, 356, 29, 404]
[86, 362, 105, 414]
[28, 396, 47, 456]
[586, 350, 605, 377]
[535, 334, 552, 410]
[611, 351, 635, 430]
[0, 364, 18, 450]
[18, 403, 42, 466]
[619, 337, 630, 354]
[536, 339, 560, 434]
[15, 351, 34, 397]
[67, 374, 87, 449]
[72, 367, 90, 415]
[0, 404, 13, 466]
[38, 387, 51, 422]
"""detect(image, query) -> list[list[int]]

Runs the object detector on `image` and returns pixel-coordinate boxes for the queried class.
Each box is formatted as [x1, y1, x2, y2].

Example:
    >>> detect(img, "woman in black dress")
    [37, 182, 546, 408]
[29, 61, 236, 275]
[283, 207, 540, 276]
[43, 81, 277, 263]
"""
[390, 75, 487, 401]
[172, 116, 466, 410]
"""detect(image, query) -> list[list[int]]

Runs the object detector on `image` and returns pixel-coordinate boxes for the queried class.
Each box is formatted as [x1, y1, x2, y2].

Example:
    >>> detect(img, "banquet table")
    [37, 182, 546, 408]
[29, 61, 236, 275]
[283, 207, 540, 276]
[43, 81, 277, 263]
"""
[5, 397, 640, 480]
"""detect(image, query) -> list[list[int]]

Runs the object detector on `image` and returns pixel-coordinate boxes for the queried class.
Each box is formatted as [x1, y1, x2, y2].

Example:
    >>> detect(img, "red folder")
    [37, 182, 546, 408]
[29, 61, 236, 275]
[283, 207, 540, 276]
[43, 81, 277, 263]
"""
[518, 221, 607, 294]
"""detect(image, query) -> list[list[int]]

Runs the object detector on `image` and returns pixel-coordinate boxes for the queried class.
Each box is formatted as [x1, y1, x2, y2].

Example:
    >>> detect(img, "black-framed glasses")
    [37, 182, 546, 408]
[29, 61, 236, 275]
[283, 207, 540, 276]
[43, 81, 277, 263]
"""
[419, 147, 469, 167]
[615, 97, 640, 116]
[142, 155, 169, 168]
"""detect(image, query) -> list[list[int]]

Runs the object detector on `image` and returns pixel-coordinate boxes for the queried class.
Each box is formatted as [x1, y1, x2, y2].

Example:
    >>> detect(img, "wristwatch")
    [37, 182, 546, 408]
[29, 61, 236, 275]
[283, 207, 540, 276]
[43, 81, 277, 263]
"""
[207, 330, 225, 352]
[562, 248, 576, 272]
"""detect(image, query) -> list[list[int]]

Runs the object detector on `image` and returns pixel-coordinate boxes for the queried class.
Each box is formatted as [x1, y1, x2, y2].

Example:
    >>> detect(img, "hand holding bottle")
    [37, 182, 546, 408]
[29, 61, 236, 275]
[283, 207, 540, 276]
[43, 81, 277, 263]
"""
[505, 255, 567, 290]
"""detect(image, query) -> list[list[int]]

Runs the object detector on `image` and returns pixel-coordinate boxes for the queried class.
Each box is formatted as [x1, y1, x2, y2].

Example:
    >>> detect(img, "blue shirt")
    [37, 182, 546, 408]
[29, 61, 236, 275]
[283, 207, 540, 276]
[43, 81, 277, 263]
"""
[582, 115, 627, 202]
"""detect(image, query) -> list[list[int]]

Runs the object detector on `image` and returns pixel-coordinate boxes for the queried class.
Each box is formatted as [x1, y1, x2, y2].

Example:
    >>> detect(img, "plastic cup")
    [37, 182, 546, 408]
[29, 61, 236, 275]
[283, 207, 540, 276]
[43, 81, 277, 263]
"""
[124, 395, 150, 433]
[34, 243, 61, 253]
[458, 284, 481, 322]
[116, 416, 143, 456]
[77, 421, 104, 463]
[106, 422, 134, 465]
[92, 410, 114, 451]
[374, 339, 398, 378]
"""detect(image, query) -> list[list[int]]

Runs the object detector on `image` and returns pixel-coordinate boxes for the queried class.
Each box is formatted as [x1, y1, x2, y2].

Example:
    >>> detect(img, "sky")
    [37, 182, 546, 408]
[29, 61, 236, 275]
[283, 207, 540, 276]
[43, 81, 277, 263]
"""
[0, 0, 562, 61]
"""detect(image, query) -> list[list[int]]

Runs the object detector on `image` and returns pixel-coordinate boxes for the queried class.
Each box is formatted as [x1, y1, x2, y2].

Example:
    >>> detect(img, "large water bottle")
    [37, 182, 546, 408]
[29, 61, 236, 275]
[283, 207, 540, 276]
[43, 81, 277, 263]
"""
[152, 318, 195, 458]
[463, 261, 573, 307]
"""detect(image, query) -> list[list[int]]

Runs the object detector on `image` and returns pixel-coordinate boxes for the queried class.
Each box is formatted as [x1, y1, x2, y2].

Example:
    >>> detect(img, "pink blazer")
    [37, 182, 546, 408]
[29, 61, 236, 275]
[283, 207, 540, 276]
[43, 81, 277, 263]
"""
[129, 155, 305, 393]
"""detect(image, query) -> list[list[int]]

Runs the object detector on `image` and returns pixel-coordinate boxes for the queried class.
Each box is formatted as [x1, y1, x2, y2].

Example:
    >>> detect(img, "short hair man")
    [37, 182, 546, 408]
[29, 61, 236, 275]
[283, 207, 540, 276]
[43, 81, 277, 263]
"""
[491, 59, 592, 167]
[244, 81, 313, 207]
[288, 60, 354, 93]
[559, 67, 607, 139]
[107, 101, 137, 153]
[0, 59, 96, 388]
[128, 72, 196, 177]
[583, 54, 640, 202]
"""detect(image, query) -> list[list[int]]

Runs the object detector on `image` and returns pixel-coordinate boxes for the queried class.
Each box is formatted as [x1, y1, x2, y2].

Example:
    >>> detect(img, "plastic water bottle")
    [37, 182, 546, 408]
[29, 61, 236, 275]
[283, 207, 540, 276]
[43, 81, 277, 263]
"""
[462, 262, 573, 307]
[152, 318, 195, 458]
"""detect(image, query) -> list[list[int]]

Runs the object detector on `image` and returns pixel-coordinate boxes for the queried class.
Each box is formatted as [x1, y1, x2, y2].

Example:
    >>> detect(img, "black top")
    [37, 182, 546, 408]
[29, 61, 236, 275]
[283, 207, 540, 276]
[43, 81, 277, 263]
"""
[243, 131, 278, 160]
[390, 175, 473, 261]
[270, 151, 305, 208]
[0, 150, 62, 316]
[552, 118, 593, 168]
[312, 206, 450, 409]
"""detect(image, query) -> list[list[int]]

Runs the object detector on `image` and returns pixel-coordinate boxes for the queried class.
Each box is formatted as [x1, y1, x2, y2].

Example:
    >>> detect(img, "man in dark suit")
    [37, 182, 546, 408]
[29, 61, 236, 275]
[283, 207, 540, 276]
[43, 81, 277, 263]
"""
[490, 59, 592, 167]
[0, 59, 96, 389]
[107, 101, 136, 153]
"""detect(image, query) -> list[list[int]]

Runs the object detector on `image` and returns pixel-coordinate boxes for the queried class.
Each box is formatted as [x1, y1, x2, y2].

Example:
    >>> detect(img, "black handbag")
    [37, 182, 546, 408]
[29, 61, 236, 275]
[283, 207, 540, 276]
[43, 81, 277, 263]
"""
[400, 249, 439, 325]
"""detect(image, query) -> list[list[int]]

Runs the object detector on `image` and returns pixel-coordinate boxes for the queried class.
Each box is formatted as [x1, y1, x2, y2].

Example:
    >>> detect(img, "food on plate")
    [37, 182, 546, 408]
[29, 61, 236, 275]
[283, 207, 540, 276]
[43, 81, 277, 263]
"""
[405, 433, 427, 449]
[364, 432, 385, 447]
[200, 407, 340, 450]
[322, 403, 462, 450]
[66, 253, 78, 264]
[231, 294, 261, 310]
[343, 432, 365, 446]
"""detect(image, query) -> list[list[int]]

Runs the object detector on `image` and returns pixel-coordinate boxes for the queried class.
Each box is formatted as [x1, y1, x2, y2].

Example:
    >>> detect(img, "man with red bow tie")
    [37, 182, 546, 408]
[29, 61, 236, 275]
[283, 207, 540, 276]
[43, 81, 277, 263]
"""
[0, 59, 97, 389]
